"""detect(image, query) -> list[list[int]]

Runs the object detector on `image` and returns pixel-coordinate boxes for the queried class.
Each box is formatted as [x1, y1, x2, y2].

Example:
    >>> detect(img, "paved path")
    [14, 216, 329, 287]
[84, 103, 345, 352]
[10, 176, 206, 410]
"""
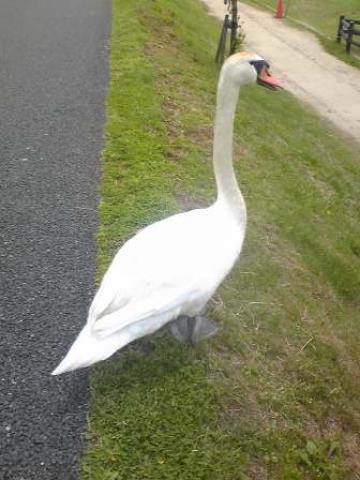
[0, 1, 110, 478]
[201, 0, 360, 141]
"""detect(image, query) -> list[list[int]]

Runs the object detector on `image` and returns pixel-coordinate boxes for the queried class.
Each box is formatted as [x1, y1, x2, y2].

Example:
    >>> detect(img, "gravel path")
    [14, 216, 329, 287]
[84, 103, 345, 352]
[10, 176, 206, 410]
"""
[0, 0, 110, 478]
[201, 0, 360, 141]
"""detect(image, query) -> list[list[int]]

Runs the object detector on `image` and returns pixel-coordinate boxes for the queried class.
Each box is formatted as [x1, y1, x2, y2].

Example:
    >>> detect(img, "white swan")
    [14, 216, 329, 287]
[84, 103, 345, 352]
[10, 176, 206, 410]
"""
[52, 52, 270, 375]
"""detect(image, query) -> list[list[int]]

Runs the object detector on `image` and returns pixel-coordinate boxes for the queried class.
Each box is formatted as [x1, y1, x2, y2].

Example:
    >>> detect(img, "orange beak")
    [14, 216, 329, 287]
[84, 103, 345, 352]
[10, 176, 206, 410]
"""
[257, 65, 283, 90]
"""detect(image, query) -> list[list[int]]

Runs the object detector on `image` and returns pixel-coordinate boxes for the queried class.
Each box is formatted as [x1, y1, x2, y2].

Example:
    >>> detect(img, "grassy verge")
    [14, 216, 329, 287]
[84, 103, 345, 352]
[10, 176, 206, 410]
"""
[82, 0, 360, 478]
[242, 0, 360, 69]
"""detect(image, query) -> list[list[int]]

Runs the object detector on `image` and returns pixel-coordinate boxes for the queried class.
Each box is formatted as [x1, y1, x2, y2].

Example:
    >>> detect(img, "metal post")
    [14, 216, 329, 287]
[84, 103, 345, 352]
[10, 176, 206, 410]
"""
[337, 15, 345, 43]
[215, 14, 229, 64]
[346, 21, 354, 53]
[229, 0, 238, 54]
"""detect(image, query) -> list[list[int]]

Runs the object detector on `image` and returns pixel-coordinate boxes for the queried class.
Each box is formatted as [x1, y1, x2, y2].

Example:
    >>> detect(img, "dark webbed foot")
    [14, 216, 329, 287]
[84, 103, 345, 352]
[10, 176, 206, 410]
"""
[170, 315, 219, 344]
[191, 315, 219, 343]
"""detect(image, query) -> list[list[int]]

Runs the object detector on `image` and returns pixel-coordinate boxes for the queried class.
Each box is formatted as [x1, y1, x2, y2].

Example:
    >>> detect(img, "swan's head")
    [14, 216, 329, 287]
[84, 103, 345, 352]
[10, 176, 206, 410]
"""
[221, 52, 282, 90]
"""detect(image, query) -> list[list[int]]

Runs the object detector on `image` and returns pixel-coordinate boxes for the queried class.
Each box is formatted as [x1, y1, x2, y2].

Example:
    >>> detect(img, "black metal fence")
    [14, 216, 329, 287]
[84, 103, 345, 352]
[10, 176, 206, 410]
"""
[337, 15, 360, 53]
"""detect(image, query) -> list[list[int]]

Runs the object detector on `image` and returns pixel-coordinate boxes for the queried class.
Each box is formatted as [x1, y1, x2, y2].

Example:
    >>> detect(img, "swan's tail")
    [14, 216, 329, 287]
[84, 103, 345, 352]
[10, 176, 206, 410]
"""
[51, 325, 128, 375]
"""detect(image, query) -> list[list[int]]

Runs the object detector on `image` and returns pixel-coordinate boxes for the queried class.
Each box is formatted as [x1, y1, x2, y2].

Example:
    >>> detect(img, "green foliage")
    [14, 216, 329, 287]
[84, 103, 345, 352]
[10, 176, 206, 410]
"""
[82, 337, 249, 480]
[82, 0, 360, 478]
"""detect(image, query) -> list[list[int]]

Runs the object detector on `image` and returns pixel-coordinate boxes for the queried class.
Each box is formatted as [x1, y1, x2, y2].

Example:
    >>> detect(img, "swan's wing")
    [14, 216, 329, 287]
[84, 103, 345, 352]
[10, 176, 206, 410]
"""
[87, 214, 190, 322]
[91, 286, 199, 338]
[88, 208, 220, 335]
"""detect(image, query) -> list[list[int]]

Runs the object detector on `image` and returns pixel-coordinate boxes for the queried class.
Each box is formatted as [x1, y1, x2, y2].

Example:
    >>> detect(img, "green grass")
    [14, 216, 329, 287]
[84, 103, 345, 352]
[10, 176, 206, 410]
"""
[81, 0, 360, 478]
[243, 0, 360, 68]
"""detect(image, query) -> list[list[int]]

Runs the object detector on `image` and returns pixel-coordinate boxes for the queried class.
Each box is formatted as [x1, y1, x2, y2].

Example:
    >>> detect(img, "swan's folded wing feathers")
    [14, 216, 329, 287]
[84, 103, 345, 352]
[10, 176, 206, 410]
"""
[92, 287, 199, 338]
[88, 208, 218, 334]
[86, 225, 165, 323]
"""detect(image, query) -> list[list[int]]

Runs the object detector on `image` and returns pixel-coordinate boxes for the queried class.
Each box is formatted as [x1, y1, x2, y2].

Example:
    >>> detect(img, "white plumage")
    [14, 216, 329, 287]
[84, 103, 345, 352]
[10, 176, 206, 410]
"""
[52, 53, 259, 375]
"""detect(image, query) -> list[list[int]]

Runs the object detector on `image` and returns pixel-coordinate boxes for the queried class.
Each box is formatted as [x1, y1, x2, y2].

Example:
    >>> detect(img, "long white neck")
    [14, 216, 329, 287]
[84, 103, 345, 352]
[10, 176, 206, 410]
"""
[213, 74, 246, 224]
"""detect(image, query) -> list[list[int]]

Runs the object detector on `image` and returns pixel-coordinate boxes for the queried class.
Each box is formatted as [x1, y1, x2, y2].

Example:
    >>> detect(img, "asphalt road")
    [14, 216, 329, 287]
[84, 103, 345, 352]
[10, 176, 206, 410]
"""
[0, 1, 110, 478]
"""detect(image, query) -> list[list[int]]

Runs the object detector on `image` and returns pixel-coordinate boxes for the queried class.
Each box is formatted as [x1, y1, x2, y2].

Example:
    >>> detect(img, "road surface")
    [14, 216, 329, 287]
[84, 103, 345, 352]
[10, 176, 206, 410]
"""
[0, 0, 110, 478]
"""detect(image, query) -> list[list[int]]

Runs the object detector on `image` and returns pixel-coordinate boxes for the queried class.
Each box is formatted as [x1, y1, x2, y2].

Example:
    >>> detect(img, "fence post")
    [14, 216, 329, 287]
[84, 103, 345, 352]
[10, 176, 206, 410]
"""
[346, 20, 354, 53]
[337, 15, 345, 43]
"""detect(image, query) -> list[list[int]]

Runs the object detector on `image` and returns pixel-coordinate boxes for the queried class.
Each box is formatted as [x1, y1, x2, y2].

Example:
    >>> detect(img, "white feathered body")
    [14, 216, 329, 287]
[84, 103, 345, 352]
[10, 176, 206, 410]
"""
[52, 200, 245, 374]
[52, 54, 259, 375]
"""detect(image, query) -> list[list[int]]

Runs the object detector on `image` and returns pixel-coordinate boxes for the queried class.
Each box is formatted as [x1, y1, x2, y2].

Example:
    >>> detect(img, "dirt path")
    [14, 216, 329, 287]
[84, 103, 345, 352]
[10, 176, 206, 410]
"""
[201, 0, 360, 141]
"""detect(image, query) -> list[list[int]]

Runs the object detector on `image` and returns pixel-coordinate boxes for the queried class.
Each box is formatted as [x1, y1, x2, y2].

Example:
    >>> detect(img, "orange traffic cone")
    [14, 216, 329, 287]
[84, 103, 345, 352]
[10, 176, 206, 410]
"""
[275, 0, 283, 18]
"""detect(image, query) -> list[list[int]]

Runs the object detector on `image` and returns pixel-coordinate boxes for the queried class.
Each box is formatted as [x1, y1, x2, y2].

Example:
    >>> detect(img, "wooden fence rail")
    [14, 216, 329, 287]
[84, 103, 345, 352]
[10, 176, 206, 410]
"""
[337, 15, 360, 53]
